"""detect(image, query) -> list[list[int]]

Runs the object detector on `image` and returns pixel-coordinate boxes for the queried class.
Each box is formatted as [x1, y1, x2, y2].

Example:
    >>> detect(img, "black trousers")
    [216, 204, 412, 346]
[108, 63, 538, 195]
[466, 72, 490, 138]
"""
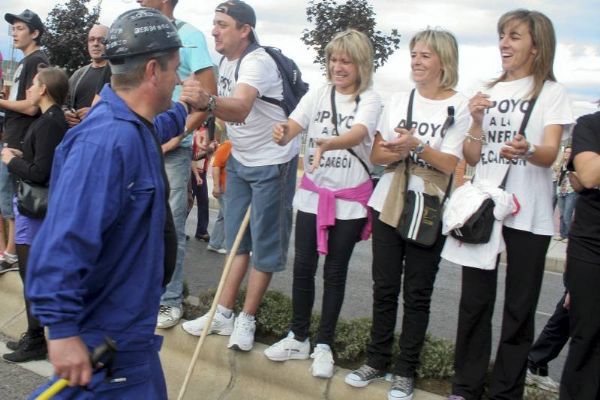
[290, 211, 365, 347]
[365, 211, 444, 378]
[527, 291, 569, 375]
[191, 170, 209, 237]
[561, 256, 600, 400]
[16, 244, 43, 334]
[452, 226, 549, 400]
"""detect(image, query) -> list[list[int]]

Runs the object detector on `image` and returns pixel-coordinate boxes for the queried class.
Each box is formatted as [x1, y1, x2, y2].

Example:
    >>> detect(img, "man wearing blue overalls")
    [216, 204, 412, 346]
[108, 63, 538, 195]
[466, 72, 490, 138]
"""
[26, 8, 204, 398]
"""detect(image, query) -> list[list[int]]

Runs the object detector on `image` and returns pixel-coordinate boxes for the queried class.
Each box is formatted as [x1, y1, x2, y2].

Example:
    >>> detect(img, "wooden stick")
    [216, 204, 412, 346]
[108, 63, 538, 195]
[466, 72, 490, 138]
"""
[177, 205, 251, 400]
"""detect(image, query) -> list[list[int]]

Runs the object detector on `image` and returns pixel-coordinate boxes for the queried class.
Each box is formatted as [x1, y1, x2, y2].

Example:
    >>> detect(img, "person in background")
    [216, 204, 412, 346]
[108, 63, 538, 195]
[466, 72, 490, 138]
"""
[448, 9, 573, 400]
[136, 0, 218, 330]
[345, 28, 469, 400]
[555, 146, 578, 241]
[207, 138, 231, 254]
[64, 24, 111, 127]
[264, 29, 382, 379]
[560, 110, 600, 400]
[1, 65, 69, 363]
[0, 9, 49, 273]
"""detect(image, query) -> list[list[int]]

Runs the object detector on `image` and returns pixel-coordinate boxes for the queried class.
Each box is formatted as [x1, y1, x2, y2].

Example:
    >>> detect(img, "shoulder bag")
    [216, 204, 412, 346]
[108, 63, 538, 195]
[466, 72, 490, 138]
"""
[397, 89, 455, 247]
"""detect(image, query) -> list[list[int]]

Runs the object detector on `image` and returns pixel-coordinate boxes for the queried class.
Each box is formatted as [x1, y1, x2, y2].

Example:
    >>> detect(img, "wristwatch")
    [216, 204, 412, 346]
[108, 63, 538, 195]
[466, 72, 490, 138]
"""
[414, 141, 426, 155]
[524, 141, 536, 159]
[200, 94, 217, 112]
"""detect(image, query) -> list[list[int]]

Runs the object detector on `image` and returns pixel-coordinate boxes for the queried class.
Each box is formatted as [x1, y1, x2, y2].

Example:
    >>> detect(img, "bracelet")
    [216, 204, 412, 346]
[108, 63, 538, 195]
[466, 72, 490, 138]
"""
[466, 134, 487, 145]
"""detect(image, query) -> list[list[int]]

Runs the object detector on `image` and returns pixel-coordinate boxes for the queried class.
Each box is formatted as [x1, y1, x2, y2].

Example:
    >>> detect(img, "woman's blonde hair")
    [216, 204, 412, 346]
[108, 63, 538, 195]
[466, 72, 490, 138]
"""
[409, 29, 459, 91]
[490, 9, 557, 98]
[325, 29, 374, 96]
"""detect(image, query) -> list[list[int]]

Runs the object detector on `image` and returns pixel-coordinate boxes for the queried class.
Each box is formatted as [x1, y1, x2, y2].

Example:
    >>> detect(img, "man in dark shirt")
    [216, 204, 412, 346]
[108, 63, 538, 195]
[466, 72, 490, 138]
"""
[0, 9, 48, 271]
[64, 24, 111, 127]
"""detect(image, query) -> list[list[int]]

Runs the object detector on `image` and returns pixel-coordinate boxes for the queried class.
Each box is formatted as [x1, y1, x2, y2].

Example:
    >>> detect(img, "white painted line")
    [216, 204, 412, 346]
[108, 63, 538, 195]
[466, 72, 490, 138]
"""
[536, 311, 553, 318]
[0, 341, 53, 378]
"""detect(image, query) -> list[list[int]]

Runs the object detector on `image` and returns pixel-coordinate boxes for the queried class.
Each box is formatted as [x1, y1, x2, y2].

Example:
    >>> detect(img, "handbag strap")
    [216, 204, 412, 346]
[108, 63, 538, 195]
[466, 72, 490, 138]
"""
[496, 95, 539, 189]
[329, 87, 369, 175]
[402, 89, 453, 201]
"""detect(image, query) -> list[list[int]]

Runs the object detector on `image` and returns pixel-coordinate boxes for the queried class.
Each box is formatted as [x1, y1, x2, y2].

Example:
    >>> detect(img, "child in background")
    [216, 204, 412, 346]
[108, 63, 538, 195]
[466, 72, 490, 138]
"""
[207, 140, 231, 254]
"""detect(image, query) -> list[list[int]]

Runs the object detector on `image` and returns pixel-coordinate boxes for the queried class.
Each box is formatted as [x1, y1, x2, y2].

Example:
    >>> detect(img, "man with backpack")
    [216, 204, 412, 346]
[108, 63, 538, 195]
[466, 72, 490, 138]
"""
[181, 0, 303, 352]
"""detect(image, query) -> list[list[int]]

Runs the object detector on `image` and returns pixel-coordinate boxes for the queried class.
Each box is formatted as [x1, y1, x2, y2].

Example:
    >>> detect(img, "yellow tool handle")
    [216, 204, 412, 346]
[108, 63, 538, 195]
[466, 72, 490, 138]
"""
[34, 378, 69, 400]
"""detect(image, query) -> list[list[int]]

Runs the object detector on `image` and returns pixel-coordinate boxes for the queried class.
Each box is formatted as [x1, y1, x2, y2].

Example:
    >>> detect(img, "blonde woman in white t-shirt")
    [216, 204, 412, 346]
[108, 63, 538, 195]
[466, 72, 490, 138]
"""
[263, 29, 382, 379]
[345, 29, 470, 400]
[449, 10, 574, 400]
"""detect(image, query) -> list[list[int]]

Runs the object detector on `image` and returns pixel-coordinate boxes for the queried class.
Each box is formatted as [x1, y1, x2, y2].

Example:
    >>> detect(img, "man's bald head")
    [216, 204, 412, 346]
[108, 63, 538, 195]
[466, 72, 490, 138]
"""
[88, 24, 108, 64]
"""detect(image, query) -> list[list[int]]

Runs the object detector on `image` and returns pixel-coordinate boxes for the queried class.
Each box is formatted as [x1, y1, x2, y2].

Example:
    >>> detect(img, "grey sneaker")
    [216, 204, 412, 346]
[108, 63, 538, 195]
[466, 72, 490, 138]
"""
[526, 368, 559, 393]
[388, 375, 414, 400]
[156, 305, 182, 329]
[345, 364, 386, 388]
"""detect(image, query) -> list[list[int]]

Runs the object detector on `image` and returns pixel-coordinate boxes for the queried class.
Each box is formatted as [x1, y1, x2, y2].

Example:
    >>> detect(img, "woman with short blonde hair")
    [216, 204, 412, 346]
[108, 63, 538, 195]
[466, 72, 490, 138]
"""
[264, 29, 382, 379]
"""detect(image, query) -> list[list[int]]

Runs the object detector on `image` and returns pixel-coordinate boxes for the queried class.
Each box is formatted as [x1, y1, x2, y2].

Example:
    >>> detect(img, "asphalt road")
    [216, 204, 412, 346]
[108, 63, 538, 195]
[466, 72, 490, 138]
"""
[0, 207, 567, 398]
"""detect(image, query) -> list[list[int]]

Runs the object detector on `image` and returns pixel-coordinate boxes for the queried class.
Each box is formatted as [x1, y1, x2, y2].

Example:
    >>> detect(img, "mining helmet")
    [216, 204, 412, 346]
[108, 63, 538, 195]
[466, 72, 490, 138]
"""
[103, 8, 182, 73]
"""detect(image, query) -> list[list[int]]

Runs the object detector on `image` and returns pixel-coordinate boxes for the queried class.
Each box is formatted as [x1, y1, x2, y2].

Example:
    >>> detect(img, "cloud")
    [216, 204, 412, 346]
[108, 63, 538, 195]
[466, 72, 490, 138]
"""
[1, 0, 598, 107]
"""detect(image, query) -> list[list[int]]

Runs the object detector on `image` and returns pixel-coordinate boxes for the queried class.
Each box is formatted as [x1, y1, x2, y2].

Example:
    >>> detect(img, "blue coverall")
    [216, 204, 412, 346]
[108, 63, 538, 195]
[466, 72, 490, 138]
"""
[26, 84, 187, 399]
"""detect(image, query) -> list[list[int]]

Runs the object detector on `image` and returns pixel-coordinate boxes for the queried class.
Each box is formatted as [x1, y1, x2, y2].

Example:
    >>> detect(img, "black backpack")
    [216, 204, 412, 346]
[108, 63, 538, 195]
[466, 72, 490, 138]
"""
[220, 42, 309, 116]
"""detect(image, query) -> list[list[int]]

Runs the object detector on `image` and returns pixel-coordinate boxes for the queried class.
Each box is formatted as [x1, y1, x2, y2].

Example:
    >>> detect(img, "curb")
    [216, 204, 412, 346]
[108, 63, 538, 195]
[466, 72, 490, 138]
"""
[0, 272, 443, 400]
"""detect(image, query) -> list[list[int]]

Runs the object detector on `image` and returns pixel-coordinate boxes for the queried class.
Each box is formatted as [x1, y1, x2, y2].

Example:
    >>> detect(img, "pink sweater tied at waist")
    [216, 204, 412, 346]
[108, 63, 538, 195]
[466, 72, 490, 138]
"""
[299, 174, 373, 255]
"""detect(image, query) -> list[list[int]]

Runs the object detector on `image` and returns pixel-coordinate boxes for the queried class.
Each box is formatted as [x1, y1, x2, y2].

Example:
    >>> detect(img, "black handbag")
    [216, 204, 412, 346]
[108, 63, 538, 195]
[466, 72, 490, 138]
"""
[16, 180, 49, 218]
[450, 198, 495, 244]
[396, 90, 454, 247]
[450, 95, 538, 244]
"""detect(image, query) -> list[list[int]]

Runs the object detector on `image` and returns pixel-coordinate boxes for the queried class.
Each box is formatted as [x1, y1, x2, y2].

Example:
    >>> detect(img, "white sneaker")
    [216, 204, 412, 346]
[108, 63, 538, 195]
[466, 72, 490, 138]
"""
[207, 244, 227, 254]
[227, 314, 256, 351]
[310, 344, 334, 379]
[181, 310, 234, 336]
[525, 369, 559, 393]
[156, 305, 182, 329]
[264, 332, 310, 361]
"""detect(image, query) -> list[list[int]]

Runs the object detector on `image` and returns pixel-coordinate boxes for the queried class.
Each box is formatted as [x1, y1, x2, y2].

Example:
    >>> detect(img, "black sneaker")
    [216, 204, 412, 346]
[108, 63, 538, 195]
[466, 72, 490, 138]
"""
[2, 334, 47, 363]
[0, 260, 18, 274]
[345, 364, 386, 388]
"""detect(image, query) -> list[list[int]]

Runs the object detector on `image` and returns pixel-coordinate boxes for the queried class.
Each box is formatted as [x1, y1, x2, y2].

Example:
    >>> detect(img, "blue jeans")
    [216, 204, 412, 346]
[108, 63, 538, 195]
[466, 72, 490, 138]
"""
[557, 192, 578, 238]
[0, 153, 15, 218]
[161, 146, 192, 308]
[209, 195, 226, 250]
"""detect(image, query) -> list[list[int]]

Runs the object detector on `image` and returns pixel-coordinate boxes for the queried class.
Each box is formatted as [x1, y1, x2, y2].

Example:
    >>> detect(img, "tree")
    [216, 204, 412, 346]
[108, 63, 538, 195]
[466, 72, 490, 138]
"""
[301, 0, 401, 71]
[44, 0, 102, 75]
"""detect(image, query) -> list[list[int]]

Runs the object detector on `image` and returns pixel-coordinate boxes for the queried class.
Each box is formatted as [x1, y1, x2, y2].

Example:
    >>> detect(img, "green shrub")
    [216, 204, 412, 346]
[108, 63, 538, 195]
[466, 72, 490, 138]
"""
[184, 288, 454, 379]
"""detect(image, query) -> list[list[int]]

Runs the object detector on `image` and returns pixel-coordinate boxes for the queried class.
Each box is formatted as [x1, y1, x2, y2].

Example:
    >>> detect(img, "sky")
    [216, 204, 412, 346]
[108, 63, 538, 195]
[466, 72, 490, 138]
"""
[1, 0, 599, 116]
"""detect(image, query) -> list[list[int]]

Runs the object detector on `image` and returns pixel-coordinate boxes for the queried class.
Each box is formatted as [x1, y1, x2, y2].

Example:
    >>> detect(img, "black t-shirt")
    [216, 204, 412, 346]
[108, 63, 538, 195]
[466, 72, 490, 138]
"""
[4, 49, 49, 149]
[567, 111, 600, 262]
[73, 65, 111, 109]
[7, 104, 68, 184]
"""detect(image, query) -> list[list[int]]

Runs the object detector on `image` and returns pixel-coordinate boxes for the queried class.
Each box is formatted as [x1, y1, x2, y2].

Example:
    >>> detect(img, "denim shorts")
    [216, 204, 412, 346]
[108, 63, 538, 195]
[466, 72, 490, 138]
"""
[225, 155, 297, 273]
[0, 157, 15, 218]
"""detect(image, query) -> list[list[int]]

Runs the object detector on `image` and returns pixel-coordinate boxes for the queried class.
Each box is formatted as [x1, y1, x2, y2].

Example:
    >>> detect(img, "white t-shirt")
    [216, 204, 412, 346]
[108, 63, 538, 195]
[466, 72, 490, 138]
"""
[474, 77, 573, 235]
[368, 89, 470, 212]
[218, 48, 298, 166]
[290, 84, 382, 219]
